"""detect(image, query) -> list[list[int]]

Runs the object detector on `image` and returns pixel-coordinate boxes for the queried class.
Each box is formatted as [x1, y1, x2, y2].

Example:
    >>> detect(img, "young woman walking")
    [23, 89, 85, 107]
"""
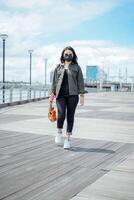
[49, 46, 85, 149]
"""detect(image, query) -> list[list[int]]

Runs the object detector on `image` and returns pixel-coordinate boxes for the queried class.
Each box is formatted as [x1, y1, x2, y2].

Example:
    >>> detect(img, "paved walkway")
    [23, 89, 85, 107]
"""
[71, 152, 134, 200]
[0, 92, 134, 200]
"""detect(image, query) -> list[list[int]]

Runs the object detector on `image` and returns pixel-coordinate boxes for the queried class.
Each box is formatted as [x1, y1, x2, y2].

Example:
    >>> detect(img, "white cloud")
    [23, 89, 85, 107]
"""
[0, 0, 127, 53]
[0, 39, 134, 83]
[0, 0, 123, 40]
[2, 0, 51, 9]
[0, 0, 133, 83]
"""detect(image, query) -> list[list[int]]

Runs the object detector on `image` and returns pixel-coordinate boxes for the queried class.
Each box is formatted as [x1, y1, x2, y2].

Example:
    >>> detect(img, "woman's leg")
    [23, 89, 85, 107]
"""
[66, 95, 79, 139]
[56, 96, 67, 131]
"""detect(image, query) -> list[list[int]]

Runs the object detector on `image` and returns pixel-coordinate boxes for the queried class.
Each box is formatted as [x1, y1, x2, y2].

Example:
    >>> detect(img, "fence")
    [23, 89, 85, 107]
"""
[0, 83, 51, 107]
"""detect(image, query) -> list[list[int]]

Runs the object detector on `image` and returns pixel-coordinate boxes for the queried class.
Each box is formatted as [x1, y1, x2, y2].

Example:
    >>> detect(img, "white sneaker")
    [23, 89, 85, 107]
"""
[55, 133, 64, 146]
[64, 139, 71, 149]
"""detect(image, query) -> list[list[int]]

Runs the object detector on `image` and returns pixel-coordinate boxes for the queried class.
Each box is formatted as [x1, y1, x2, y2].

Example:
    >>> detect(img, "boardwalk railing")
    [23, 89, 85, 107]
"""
[0, 83, 51, 107]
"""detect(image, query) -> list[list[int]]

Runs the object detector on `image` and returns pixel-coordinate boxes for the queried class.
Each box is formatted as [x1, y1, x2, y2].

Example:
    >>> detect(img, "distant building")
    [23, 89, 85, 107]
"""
[99, 68, 107, 82]
[86, 65, 107, 82]
[86, 65, 99, 82]
[50, 70, 54, 83]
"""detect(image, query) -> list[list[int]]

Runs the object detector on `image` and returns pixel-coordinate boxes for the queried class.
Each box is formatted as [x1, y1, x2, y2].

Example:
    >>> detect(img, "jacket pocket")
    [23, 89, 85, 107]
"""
[57, 69, 63, 77]
[71, 67, 78, 79]
[56, 72, 61, 82]
[71, 67, 78, 72]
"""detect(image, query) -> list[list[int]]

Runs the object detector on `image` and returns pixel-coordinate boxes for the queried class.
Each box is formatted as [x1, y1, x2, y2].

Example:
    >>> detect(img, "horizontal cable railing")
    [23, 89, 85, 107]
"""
[0, 83, 51, 104]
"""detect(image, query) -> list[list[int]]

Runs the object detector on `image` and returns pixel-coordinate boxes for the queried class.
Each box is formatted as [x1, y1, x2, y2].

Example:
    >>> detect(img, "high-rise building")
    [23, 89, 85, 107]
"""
[86, 65, 99, 82]
[86, 65, 108, 82]
[99, 68, 107, 82]
[50, 70, 54, 83]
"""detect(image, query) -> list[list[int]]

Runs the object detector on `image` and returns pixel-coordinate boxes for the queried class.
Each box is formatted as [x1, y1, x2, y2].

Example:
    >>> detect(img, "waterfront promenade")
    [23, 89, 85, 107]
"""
[0, 92, 134, 200]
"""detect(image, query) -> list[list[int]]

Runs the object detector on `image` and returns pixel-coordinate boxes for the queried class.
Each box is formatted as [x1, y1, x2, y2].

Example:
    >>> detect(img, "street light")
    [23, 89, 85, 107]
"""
[28, 49, 34, 99]
[129, 76, 134, 92]
[44, 58, 48, 88]
[118, 68, 124, 90]
[125, 66, 128, 84]
[0, 34, 8, 103]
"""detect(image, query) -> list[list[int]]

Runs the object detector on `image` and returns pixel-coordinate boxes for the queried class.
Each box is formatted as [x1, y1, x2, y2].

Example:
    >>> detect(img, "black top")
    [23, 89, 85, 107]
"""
[58, 69, 69, 97]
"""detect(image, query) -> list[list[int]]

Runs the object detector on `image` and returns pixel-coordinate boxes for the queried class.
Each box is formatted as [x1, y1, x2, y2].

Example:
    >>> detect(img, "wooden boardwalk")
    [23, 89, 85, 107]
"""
[0, 92, 134, 200]
[0, 130, 133, 200]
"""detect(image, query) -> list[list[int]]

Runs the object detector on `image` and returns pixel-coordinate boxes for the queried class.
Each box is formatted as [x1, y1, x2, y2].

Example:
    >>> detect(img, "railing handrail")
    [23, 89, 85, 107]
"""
[0, 83, 51, 105]
[0, 83, 51, 89]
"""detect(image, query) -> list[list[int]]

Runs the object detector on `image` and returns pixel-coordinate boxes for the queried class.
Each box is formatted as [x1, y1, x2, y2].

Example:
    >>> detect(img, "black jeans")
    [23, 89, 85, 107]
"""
[56, 95, 79, 134]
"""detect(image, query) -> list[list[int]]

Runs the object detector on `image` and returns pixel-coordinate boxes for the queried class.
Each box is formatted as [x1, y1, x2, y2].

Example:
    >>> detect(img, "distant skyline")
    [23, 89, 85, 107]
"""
[0, 0, 134, 83]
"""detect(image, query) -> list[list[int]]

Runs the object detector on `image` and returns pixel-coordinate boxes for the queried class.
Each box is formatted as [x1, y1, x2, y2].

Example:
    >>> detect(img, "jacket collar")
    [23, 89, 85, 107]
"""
[60, 62, 77, 68]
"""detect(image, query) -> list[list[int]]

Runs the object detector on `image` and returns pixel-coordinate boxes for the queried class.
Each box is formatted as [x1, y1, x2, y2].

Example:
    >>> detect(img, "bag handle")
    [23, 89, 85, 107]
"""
[49, 102, 53, 111]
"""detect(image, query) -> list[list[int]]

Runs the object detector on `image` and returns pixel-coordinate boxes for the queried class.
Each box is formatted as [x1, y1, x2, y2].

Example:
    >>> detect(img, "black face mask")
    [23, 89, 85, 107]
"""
[63, 54, 73, 62]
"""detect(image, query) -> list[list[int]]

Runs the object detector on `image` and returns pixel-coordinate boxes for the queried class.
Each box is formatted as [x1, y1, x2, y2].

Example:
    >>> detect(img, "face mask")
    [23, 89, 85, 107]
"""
[63, 53, 73, 62]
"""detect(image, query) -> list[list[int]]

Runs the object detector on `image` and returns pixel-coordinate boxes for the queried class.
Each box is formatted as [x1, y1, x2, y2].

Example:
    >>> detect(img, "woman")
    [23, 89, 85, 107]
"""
[49, 46, 85, 149]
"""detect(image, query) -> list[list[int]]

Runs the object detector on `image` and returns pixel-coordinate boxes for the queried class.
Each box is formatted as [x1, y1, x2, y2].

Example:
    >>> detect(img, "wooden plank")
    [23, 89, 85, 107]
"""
[0, 131, 133, 200]
[0, 135, 53, 155]
[0, 136, 54, 166]
[0, 130, 27, 138]
[0, 135, 91, 175]
[0, 134, 44, 148]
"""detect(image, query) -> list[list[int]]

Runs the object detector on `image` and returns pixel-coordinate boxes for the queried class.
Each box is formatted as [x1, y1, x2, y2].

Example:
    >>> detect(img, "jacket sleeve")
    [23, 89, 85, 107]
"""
[51, 67, 57, 95]
[77, 66, 85, 94]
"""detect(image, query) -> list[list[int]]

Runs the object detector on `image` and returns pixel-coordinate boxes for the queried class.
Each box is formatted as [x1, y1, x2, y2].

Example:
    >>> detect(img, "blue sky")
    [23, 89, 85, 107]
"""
[0, 0, 134, 82]
[43, 1, 134, 46]
[0, 0, 134, 45]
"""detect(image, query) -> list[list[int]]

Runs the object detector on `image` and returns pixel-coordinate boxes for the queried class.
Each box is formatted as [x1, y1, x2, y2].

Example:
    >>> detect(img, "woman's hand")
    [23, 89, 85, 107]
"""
[49, 102, 53, 111]
[49, 92, 55, 103]
[80, 95, 84, 106]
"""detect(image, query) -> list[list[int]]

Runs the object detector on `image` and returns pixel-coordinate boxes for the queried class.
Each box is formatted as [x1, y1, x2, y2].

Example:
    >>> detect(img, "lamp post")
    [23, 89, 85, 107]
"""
[0, 34, 8, 103]
[44, 58, 48, 88]
[118, 68, 123, 90]
[129, 76, 134, 92]
[125, 66, 128, 84]
[28, 49, 34, 99]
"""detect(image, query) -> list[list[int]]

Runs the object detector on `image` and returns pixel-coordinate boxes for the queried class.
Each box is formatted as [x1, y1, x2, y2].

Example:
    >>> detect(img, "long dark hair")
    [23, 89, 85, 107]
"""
[60, 46, 78, 64]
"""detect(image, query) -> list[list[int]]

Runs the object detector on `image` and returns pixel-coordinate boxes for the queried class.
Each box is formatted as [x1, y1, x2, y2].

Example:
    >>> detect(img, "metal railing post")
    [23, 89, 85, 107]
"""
[20, 87, 22, 101]
[9, 87, 13, 103]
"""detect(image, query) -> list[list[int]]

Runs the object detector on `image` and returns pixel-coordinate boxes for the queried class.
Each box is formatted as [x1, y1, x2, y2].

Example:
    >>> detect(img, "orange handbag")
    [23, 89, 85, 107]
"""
[48, 106, 57, 122]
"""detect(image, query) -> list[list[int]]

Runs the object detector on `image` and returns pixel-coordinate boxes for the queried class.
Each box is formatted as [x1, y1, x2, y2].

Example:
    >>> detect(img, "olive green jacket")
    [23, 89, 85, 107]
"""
[51, 63, 85, 98]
